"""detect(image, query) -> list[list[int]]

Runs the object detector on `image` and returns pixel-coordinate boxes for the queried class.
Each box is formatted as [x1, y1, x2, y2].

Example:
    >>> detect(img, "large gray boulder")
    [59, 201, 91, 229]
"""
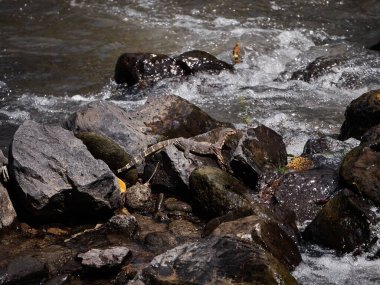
[0, 183, 17, 229]
[63, 101, 155, 158]
[10, 120, 120, 223]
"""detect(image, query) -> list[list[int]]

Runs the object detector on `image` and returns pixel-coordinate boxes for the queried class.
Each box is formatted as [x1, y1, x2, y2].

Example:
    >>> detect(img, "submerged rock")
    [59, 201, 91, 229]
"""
[136, 236, 298, 285]
[114, 50, 233, 87]
[211, 214, 302, 270]
[303, 189, 374, 253]
[340, 142, 380, 206]
[0, 183, 17, 230]
[10, 120, 120, 224]
[339, 89, 380, 140]
[144, 231, 178, 255]
[0, 255, 48, 285]
[291, 55, 343, 82]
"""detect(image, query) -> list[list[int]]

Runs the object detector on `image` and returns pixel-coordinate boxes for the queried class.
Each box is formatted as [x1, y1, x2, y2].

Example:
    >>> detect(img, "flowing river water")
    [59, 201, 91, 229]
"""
[0, 0, 380, 283]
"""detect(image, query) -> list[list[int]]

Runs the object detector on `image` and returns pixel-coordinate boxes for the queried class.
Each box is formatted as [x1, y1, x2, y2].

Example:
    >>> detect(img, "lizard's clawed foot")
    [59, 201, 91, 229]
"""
[1, 165, 9, 182]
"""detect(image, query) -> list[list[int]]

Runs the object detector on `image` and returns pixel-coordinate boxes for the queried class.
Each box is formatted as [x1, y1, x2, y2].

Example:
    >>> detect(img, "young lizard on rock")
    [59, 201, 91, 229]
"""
[117, 128, 236, 173]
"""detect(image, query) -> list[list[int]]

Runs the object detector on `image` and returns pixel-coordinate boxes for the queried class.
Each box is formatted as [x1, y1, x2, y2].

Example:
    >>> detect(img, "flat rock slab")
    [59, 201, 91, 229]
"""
[78, 246, 131, 270]
[10, 120, 120, 223]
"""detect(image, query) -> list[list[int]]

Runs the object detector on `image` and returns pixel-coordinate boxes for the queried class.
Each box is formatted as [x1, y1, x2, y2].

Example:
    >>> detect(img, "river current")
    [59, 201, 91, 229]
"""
[0, 0, 379, 283]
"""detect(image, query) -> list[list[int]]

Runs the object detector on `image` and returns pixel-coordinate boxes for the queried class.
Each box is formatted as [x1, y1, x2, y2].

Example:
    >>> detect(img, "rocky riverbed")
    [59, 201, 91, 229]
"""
[0, 55, 379, 283]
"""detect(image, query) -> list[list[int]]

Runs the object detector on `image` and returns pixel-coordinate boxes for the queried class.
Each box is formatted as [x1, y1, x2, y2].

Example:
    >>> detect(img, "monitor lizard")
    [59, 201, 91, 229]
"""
[117, 128, 237, 173]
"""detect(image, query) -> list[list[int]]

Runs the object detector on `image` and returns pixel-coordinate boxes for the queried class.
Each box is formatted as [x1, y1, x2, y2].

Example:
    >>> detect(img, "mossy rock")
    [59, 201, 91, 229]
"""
[189, 166, 254, 218]
[76, 131, 138, 185]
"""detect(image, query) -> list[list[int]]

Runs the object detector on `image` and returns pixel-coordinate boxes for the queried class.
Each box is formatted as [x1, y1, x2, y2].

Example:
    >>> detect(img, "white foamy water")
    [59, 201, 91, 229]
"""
[294, 248, 380, 285]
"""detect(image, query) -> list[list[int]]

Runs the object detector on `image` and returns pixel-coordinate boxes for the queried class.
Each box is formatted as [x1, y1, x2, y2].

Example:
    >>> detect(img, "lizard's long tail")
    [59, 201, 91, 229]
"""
[117, 138, 177, 173]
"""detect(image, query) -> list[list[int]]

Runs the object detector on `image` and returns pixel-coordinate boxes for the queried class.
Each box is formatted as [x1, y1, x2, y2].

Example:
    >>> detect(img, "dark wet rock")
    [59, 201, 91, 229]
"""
[289, 50, 379, 89]
[361, 124, 380, 145]
[211, 214, 301, 270]
[35, 244, 74, 273]
[78, 246, 131, 272]
[0, 183, 17, 230]
[137, 236, 298, 285]
[164, 197, 192, 213]
[230, 123, 287, 188]
[158, 197, 194, 221]
[123, 182, 153, 212]
[134, 94, 232, 138]
[106, 214, 138, 238]
[339, 89, 380, 140]
[340, 142, 380, 206]
[202, 202, 300, 245]
[303, 189, 375, 252]
[144, 231, 178, 255]
[133, 213, 167, 241]
[262, 169, 339, 226]
[114, 53, 184, 86]
[114, 50, 233, 86]
[291, 55, 343, 82]
[9, 120, 120, 224]
[0, 255, 48, 284]
[168, 219, 202, 241]
[63, 101, 157, 158]
[302, 135, 360, 170]
[189, 166, 254, 218]
[174, 50, 233, 74]
[75, 131, 138, 185]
